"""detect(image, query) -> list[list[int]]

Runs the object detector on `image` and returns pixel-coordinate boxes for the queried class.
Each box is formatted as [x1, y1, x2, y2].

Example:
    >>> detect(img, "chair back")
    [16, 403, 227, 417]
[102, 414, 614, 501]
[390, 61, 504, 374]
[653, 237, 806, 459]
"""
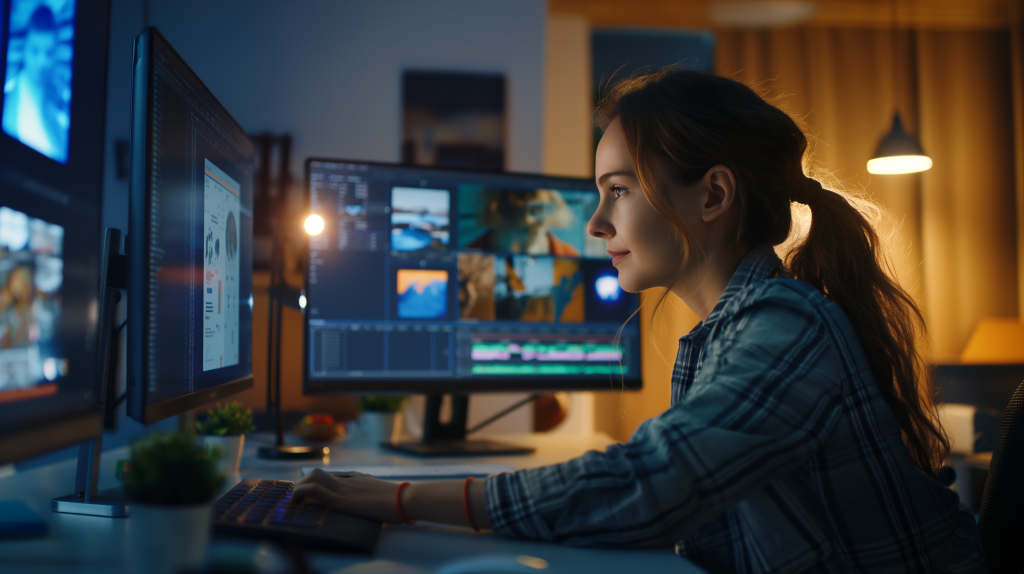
[978, 379, 1024, 574]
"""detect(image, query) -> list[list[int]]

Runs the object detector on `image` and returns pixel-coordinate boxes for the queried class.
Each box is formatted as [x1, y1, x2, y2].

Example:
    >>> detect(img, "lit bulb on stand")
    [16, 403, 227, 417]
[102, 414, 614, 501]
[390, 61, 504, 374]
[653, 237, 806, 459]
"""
[304, 214, 324, 236]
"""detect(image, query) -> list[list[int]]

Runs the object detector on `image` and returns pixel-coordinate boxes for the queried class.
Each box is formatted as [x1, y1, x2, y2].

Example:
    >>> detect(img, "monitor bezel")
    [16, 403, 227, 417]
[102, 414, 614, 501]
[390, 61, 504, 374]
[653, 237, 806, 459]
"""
[0, 409, 102, 467]
[302, 157, 643, 395]
[126, 28, 252, 424]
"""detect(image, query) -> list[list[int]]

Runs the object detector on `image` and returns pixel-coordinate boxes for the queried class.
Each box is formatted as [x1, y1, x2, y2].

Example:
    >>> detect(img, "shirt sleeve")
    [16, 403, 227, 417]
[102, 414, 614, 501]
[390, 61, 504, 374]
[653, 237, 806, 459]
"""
[484, 284, 848, 548]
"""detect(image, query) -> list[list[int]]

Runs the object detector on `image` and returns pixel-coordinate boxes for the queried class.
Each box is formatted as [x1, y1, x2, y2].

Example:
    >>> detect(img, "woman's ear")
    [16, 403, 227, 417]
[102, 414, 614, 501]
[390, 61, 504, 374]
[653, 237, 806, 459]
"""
[701, 165, 737, 223]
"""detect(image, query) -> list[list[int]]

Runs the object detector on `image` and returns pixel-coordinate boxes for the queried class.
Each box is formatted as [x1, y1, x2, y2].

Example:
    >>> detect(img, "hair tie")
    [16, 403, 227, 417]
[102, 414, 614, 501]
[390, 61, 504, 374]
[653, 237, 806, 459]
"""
[792, 177, 823, 205]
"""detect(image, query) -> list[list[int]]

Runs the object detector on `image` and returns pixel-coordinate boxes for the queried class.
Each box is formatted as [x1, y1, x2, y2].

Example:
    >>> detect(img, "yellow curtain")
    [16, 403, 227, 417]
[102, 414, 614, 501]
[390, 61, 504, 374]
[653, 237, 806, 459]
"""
[715, 27, 1019, 362]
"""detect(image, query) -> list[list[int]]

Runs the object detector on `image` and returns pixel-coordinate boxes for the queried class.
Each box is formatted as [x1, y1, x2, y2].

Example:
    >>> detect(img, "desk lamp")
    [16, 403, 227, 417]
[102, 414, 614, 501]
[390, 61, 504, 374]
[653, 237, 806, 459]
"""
[258, 214, 328, 459]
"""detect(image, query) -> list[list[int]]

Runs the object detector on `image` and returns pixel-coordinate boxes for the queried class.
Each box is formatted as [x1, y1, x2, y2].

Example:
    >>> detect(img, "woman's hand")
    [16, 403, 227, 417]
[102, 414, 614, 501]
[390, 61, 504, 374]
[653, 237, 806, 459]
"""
[292, 468, 403, 524]
[293, 469, 493, 530]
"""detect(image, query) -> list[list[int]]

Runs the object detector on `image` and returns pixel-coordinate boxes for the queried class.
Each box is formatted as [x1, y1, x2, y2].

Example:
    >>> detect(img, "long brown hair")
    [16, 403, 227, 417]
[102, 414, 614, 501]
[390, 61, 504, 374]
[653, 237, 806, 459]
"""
[597, 69, 948, 478]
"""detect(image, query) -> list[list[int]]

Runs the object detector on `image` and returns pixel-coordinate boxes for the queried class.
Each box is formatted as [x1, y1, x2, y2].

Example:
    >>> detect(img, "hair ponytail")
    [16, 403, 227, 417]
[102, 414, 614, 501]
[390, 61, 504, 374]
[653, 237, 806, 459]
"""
[791, 178, 947, 476]
[598, 69, 949, 477]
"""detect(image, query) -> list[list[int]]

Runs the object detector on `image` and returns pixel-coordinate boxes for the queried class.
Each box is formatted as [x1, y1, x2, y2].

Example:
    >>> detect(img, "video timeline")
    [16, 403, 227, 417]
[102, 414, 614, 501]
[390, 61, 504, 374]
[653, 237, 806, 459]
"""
[466, 334, 625, 376]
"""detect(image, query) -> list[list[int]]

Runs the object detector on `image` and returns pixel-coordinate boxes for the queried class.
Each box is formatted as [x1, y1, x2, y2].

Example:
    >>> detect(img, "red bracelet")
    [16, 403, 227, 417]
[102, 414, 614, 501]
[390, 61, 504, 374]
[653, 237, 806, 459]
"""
[463, 476, 481, 533]
[396, 481, 416, 526]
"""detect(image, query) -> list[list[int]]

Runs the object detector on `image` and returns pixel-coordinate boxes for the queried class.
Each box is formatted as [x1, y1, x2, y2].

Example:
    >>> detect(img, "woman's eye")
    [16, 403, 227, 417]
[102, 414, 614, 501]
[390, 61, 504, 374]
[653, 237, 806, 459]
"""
[611, 186, 626, 198]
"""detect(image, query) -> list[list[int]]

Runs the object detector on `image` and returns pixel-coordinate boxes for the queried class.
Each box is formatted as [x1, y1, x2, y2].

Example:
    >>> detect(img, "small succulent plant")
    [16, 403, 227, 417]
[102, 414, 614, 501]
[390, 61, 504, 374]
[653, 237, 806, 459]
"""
[124, 433, 224, 505]
[195, 401, 256, 436]
[359, 395, 407, 413]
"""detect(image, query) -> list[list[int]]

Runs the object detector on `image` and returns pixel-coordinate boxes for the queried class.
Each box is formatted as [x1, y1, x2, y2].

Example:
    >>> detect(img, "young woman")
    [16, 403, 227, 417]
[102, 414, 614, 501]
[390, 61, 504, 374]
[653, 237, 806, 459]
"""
[294, 70, 986, 572]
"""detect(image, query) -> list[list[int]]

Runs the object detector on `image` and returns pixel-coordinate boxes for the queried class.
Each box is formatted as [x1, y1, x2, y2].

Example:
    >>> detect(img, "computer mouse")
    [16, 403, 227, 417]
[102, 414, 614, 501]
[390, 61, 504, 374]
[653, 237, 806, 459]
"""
[435, 553, 550, 574]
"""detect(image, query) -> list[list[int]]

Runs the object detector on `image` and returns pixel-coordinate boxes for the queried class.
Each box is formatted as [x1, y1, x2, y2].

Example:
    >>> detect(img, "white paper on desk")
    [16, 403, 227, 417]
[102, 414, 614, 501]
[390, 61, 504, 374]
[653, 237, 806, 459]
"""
[301, 464, 516, 479]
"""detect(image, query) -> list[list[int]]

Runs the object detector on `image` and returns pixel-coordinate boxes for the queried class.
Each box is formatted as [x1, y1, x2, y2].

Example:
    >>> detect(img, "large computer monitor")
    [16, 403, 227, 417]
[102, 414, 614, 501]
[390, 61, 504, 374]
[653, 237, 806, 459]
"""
[0, 0, 111, 466]
[126, 27, 254, 424]
[304, 160, 641, 454]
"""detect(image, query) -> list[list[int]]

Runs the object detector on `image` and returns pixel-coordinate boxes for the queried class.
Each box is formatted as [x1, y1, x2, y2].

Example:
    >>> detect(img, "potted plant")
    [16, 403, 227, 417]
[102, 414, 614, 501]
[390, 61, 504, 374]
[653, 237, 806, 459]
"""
[124, 433, 225, 574]
[196, 401, 255, 474]
[358, 395, 407, 445]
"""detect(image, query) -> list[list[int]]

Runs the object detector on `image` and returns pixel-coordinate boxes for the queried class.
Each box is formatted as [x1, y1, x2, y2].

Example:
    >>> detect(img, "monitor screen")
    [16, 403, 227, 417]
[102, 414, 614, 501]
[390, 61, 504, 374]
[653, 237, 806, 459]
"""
[127, 28, 253, 423]
[2, 0, 75, 164]
[0, 0, 109, 464]
[304, 160, 641, 394]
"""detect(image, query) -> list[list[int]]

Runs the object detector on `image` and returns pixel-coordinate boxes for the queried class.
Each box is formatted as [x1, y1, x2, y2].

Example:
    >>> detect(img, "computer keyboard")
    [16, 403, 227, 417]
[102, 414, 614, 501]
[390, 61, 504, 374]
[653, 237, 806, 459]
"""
[210, 478, 381, 553]
[302, 463, 516, 480]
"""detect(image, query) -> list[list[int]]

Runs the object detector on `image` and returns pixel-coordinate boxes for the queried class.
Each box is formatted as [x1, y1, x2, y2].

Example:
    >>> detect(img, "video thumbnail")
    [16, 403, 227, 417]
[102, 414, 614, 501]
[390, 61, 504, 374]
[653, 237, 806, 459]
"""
[459, 186, 588, 256]
[458, 254, 584, 323]
[0, 206, 65, 402]
[396, 269, 448, 319]
[458, 252, 495, 320]
[390, 187, 450, 252]
[2, 0, 77, 164]
[580, 260, 635, 324]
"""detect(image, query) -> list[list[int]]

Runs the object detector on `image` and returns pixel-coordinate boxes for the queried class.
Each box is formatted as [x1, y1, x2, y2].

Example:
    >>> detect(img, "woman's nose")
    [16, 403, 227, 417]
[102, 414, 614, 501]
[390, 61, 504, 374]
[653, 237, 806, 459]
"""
[586, 211, 613, 240]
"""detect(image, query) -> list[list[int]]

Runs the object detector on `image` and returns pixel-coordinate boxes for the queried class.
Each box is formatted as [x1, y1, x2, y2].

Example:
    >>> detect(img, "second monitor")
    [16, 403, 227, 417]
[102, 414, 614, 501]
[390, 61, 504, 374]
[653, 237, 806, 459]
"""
[305, 160, 641, 454]
[127, 28, 254, 425]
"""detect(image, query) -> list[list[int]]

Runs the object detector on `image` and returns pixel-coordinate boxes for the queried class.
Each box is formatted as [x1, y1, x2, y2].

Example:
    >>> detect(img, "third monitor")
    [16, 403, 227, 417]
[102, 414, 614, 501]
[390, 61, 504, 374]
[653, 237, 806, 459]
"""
[304, 160, 641, 454]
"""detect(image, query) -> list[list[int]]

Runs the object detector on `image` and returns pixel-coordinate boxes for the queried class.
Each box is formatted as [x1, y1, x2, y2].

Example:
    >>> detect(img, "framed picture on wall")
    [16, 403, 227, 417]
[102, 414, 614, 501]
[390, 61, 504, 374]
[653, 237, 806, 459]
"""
[401, 70, 506, 172]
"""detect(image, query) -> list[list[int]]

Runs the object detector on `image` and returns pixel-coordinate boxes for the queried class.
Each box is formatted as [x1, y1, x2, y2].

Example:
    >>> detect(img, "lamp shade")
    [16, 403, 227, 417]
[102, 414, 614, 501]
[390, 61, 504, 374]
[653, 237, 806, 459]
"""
[867, 112, 932, 174]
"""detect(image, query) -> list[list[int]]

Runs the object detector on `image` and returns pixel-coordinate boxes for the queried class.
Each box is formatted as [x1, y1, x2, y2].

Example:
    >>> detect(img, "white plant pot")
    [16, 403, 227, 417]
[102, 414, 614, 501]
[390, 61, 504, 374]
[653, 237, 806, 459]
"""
[204, 434, 244, 474]
[129, 502, 212, 574]
[359, 412, 397, 446]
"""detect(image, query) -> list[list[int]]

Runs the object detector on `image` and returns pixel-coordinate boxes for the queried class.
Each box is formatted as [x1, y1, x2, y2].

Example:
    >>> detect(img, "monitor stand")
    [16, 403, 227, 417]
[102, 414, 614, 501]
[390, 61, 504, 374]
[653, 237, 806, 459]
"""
[381, 394, 535, 457]
[52, 229, 130, 517]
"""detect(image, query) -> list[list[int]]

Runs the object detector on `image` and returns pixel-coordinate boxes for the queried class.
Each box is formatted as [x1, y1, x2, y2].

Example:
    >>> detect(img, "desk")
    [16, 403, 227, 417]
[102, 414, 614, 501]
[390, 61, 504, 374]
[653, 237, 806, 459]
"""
[0, 432, 705, 574]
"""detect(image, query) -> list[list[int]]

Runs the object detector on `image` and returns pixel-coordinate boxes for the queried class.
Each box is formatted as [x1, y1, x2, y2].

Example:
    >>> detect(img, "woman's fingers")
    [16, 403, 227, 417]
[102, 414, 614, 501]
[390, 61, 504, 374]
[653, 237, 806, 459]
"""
[291, 482, 346, 509]
[291, 470, 403, 523]
[296, 467, 339, 487]
[335, 472, 367, 478]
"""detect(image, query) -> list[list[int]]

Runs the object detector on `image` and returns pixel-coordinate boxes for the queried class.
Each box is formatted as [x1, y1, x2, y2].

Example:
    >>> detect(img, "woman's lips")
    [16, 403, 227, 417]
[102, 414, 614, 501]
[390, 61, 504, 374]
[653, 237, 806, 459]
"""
[610, 252, 629, 266]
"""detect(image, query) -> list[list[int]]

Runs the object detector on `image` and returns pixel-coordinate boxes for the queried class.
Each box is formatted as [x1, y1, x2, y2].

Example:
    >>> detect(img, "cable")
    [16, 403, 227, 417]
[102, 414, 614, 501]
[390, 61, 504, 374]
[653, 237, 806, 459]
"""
[116, 319, 127, 334]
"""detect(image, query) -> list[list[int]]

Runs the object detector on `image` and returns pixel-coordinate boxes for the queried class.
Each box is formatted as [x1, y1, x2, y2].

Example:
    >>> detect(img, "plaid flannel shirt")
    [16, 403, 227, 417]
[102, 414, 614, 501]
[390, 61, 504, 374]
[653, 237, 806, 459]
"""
[485, 245, 986, 573]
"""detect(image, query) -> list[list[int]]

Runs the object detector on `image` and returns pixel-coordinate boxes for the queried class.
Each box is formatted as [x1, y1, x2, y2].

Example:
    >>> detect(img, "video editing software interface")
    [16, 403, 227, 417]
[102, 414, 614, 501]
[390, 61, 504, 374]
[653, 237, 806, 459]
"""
[0, 0, 105, 424]
[139, 33, 253, 406]
[305, 161, 640, 389]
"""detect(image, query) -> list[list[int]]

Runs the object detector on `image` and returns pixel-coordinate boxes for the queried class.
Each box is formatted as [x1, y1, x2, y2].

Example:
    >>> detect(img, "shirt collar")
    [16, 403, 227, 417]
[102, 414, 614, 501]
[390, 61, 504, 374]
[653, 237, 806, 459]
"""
[680, 244, 782, 341]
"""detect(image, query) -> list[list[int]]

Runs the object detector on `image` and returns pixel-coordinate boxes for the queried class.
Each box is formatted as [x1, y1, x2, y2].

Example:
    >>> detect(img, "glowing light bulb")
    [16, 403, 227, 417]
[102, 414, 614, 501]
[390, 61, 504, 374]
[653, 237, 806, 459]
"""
[866, 155, 933, 175]
[304, 214, 325, 236]
[298, 294, 307, 309]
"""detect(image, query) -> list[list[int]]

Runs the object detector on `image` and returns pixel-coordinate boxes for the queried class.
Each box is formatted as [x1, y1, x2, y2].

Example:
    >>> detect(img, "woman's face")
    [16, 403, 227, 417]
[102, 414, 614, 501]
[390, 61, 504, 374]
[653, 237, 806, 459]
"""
[23, 30, 57, 83]
[587, 118, 705, 293]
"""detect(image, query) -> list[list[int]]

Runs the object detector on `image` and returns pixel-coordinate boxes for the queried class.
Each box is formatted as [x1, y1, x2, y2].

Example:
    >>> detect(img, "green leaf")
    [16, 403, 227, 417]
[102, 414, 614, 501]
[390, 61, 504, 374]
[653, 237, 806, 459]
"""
[124, 433, 225, 505]
[195, 401, 256, 436]
[359, 395, 407, 413]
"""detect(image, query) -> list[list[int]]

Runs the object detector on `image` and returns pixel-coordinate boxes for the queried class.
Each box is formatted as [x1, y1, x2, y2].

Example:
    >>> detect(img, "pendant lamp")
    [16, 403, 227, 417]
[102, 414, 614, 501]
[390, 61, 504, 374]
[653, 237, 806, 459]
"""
[867, 0, 931, 175]
[867, 113, 932, 174]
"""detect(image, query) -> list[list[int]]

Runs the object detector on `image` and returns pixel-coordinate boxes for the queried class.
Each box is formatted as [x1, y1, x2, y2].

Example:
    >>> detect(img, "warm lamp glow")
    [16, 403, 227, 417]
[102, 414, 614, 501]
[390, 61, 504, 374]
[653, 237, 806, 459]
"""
[304, 214, 324, 236]
[866, 155, 933, 175]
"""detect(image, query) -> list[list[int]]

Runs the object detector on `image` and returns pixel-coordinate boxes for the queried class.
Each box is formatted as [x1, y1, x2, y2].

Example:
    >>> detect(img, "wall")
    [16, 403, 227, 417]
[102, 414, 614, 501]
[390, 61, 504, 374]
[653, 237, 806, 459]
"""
[145, 0, 545, 180]
[543, 15, 592, 179]
[541, 14, 597, 435]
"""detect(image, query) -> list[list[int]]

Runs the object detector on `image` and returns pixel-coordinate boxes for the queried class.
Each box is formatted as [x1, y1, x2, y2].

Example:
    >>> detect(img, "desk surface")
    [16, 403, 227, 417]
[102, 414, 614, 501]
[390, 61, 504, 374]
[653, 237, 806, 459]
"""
[0, 432, 705, 574]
